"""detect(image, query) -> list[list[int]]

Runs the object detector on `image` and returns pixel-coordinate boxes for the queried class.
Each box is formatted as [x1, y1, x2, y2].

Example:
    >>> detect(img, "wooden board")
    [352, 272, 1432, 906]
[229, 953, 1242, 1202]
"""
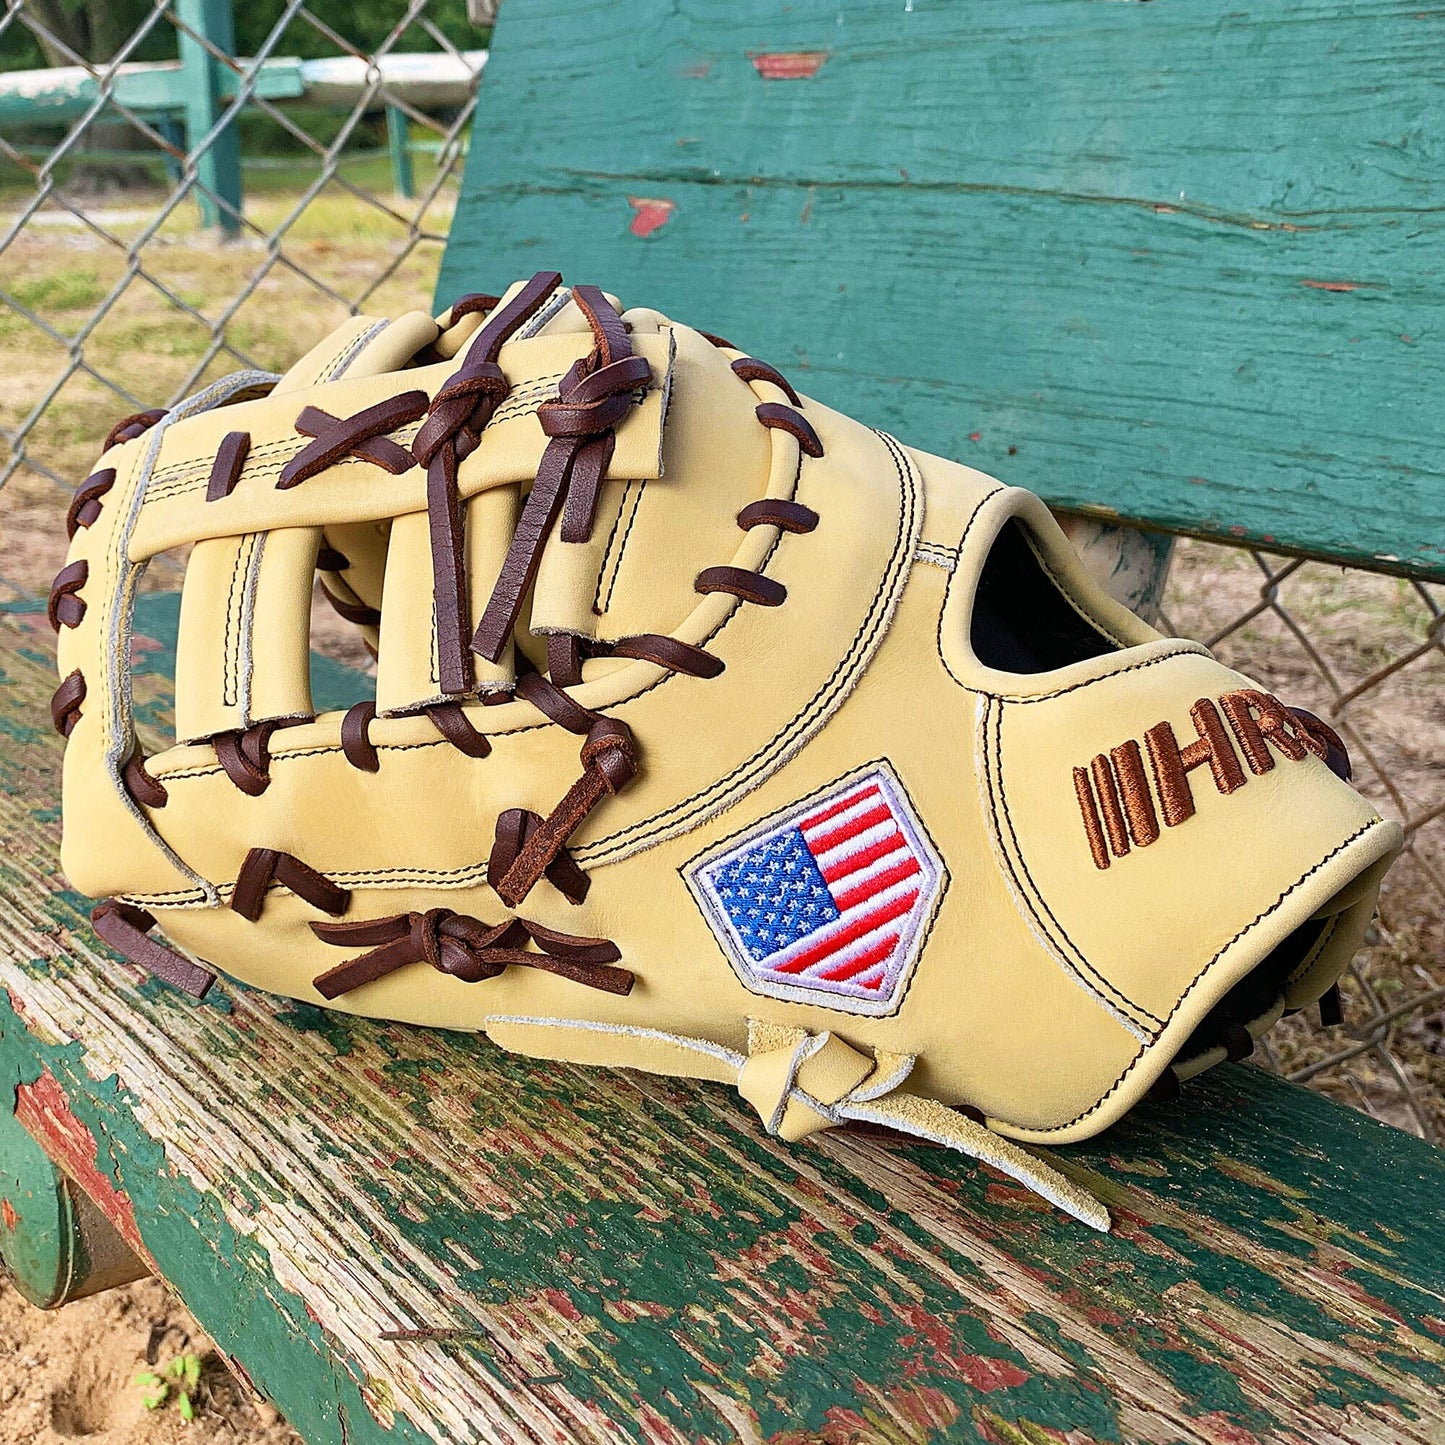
[438, 0, 1445, 581]
[3, 610, 1445, 1441]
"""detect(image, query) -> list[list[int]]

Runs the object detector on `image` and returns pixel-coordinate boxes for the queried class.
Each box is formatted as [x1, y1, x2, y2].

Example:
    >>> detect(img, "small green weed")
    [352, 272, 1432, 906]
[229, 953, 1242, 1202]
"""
[134, 1352, 203, 1423]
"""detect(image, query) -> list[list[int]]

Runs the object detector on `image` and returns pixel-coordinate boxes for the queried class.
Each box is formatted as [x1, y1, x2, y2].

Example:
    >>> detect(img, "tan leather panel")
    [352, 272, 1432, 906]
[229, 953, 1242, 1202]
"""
[373, 511, 441, 714]
[592, 323, 768, 644]
[173, 534, 258, 743]
[251, 527, 318, 726]
[173, 527, 318, 743]
[374, 488, 522, 714]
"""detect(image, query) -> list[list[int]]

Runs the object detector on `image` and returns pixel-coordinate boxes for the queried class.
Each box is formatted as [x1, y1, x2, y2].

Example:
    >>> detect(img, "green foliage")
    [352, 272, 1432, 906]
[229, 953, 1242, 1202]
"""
[236, 1, 483, 60]
[0, 2, 486, 72]
[134, 1353, 204, 1423]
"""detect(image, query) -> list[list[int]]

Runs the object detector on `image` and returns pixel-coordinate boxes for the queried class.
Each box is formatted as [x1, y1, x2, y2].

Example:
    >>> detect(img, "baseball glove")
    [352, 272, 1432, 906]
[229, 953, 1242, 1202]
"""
[52, 271, 1402, 1230]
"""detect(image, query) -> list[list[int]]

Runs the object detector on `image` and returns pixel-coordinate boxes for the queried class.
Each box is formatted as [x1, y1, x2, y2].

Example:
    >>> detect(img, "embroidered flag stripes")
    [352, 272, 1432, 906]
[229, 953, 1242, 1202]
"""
[686, 765, 946, 1015]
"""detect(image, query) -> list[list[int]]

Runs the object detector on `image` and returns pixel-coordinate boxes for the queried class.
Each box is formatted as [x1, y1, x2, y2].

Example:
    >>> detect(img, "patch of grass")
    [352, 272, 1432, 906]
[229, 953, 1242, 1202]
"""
[0, 308, 34, 342]
[102, 315, 215, 360]
[135, 1352, 204, 1422]
[8, 267, 107, 311]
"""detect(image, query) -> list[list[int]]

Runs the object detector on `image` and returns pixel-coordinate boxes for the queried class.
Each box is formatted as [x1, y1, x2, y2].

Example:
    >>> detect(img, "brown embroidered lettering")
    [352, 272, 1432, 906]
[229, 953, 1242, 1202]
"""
[1079, 689, 1336, 870]
[1073, 766, 1110, 871]
[1145, 698, 1245, 829]
[1111, 739, 1159, 847]
[1090, 754, 1131, 858]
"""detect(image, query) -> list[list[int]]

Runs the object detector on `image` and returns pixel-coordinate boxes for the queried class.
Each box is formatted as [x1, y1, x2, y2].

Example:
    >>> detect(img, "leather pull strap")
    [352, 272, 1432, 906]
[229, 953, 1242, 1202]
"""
[91, 900, 215, 999]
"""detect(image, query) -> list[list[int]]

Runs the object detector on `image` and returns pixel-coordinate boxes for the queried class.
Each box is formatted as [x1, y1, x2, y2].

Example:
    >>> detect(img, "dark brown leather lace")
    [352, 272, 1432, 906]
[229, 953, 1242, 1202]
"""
[408, 277, 825, 907]
[412, 269, 565, 694]
[280, 392, 429, 489]
[91, 900, 214, 998]
[48, 560, 88, 630]
[67, 469, 115, 536]
[1288, 707, 1352, 781]
[103, 408, 167, 452]
[311, 908, 633, 999]
[470, 284, 652, 663]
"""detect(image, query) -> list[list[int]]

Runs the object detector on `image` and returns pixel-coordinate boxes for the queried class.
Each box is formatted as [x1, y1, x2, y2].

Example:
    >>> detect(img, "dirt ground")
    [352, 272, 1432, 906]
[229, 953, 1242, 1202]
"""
[0, 1277, 299, 1445]
[1, 184, 1441, 1442]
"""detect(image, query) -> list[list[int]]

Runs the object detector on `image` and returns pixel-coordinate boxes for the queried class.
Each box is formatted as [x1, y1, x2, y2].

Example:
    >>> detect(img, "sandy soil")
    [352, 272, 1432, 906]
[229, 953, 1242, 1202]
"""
[0, 1278, 299, 1445]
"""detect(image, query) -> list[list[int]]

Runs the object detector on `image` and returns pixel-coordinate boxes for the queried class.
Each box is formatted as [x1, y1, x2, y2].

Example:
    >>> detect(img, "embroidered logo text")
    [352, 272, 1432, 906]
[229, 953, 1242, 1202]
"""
[1075, 689, 1335, 870]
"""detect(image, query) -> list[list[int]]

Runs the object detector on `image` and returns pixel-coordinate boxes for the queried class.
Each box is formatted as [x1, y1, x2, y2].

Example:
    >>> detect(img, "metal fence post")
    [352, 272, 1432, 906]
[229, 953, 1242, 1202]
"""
[176, 0, 243, 236]
[385, 103, 415, 199]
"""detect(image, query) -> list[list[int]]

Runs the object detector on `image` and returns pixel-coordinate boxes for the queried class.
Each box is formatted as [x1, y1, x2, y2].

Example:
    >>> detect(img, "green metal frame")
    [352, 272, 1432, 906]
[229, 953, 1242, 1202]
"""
[0, 4, 433, 226]
[175, 0, 243, 236]
[386, 104, 416, 200]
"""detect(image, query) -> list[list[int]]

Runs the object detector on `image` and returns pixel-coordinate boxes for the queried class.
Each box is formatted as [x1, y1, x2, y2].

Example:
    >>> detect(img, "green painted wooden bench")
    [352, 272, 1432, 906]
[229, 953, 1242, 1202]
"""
[5, 2, 1445, 1441]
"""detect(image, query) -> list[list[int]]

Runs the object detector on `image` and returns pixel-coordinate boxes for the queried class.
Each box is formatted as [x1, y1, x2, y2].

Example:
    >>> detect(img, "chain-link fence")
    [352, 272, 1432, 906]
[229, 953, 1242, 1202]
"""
[0, 0, 483, 599]
[0, 0, 1441, 1141]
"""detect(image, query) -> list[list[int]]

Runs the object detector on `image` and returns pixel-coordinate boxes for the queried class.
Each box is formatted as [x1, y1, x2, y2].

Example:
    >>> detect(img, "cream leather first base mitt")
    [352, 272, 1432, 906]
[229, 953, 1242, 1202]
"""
[51, 271, 1402, 1230]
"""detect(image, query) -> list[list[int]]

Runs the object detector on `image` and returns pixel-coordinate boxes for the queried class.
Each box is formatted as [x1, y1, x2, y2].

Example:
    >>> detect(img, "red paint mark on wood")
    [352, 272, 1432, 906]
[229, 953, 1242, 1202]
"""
[543, 1286, 584, 1323]
[679, 60, 711, 78]
[1301, 279, 1361, 292]
[749, 50, 829, 80]
[6, 986, 43, 1032]
[1, 1196, 17, 1230]
[1194, 1415, 1262, 1445]
[14, 1068, 153, 1265]
[627, 197, 676, 238]
[968, 431, 982, 443]
[956, 1355, 1029, 1392]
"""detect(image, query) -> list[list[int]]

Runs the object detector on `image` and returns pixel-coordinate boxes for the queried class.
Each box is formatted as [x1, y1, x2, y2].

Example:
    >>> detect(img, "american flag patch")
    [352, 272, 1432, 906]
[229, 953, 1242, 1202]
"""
[685, 765, 946, 1014]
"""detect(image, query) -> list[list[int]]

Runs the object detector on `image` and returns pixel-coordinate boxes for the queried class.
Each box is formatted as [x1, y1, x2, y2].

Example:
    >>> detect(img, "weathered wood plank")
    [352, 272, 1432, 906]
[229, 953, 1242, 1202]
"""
[2, 611, 1445, 1441]
[439, 0, 1445, 580]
